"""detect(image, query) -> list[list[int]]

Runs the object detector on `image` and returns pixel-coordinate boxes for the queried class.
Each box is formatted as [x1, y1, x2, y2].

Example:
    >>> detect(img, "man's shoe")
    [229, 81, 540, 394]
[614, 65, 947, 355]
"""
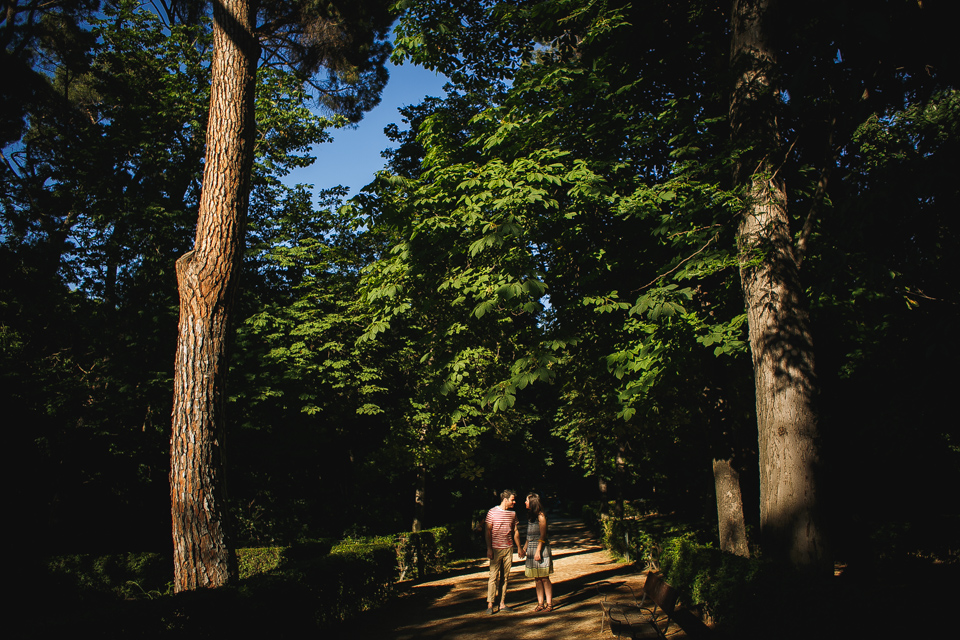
[500, 605, 514, 613]
[487, 607, 496, 615]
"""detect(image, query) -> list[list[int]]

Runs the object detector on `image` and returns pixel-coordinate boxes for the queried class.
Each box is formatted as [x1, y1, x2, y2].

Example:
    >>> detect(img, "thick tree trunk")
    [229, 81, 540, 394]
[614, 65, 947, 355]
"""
[713, 458, 750, 557]
[730, 0, 829, 573]
[169, 0, 259, 592]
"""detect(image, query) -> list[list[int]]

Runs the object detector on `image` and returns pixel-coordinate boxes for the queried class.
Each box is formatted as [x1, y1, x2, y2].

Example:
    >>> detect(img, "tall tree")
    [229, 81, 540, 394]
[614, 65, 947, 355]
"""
[383, 0, 749, 514]
[169, 0, 392, 591]
[729, 0, 827, 573]
[169, 0, 258, 591]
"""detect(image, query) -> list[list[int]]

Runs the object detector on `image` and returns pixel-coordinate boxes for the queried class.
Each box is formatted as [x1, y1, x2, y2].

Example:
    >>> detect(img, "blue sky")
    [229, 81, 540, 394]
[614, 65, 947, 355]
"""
[283, 62, 449, 198]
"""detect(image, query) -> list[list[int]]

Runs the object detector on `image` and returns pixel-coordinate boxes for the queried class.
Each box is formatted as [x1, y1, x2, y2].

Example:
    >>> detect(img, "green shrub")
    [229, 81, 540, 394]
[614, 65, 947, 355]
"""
[656, 534, 773, 627]
[37, 523, 471, 635]
[224, 536, 398, 631]
[596, 514, 776, 630]
[395, 525, 463, 580]
[601, 517, 650, 563]
[581, 503, 601, 531]
[45, 551, 171, 600]
[292, 536, 397, 625]
[236, 546, 284, 579]
[276, 538, 336, 563]
[600, 512, 691, 568]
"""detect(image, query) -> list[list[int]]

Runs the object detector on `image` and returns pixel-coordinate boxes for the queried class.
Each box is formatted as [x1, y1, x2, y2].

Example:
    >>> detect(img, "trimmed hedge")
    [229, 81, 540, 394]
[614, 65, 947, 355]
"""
[395, 525, 463, 580]
[589, 506, 690, 568]
[255, 536, 397, 627]
[596, 513, 772, 629]
[236, 538, 336, 579]
[37, 521, 471, 636]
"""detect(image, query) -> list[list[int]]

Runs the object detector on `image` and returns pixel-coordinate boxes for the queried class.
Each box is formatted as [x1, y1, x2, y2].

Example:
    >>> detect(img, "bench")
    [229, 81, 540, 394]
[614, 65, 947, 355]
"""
[598, 573, 711, 639]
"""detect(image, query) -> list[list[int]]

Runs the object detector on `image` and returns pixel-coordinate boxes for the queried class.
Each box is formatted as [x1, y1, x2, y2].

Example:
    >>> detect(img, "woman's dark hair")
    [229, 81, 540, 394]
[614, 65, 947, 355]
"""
[526, 493, 544, 521]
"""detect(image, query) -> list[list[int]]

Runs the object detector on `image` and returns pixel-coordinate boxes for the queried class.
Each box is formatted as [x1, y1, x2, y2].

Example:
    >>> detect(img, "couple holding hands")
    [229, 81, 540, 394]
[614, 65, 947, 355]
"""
[484, 489, 554, 615]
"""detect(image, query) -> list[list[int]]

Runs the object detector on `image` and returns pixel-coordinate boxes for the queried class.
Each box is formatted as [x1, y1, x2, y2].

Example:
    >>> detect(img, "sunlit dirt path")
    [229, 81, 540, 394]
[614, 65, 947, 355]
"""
[345, 518, 652, 639]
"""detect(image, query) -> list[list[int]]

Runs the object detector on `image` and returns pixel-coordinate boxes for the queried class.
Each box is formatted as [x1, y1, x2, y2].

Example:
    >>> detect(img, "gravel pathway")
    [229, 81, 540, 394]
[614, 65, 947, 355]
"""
[348, 518, 663, 639]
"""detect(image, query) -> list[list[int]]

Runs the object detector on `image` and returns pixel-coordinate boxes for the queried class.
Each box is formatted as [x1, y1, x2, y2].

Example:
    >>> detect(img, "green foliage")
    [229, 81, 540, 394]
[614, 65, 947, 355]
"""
[593, 508, 695, 566]
[597, 512, 771, 629]
[44, 552, 172, 600]
[290, 537, 398, 625]
[236, 547, 285, 579]
[373, 1, 758, 519]
[2, 0, 209, 554]
[601, 517, 657, 564]
[395, 523, 472, 579]
[658, 535, 773, 628]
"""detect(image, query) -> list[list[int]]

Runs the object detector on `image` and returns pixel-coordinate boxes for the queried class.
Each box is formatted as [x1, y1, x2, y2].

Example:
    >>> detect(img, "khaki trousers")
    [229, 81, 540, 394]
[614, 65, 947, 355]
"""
[487, 546, 513, 604]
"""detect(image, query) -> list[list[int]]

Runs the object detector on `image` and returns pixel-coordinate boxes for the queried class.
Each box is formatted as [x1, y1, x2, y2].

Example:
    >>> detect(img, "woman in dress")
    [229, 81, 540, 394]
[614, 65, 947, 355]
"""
[524, 492, 553, 612]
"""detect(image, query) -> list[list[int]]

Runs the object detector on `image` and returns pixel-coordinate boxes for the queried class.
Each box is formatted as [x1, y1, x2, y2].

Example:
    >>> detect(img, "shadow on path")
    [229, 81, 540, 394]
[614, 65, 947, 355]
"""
[342, 518, 645, 640]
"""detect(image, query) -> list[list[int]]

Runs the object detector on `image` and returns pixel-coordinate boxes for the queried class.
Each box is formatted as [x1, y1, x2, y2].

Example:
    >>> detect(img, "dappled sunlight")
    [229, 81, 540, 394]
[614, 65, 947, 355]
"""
[347, 519, 655, 639]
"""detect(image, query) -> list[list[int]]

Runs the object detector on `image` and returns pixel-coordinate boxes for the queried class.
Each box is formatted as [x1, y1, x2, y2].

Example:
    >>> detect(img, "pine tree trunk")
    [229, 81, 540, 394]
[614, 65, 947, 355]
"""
[169, 0, 259, 592]
[730, 0, 829, 573]
[713, 458, 750, 557]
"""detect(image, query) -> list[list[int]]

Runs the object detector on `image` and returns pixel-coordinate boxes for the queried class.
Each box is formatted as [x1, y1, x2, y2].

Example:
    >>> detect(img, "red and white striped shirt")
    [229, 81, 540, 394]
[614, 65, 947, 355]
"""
[486, 506, 517, 549]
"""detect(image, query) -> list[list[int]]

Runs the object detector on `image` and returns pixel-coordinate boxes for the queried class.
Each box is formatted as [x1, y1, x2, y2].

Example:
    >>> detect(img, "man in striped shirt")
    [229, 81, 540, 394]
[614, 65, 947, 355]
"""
[485, 489, 525, 614]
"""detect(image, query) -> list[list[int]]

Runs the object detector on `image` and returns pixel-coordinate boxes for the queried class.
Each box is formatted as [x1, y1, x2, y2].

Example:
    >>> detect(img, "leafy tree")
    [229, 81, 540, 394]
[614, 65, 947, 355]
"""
[358, 68, 565, 529]
[383, 0, 959, 572]
[228, 183, 397, 541]
[0, 0, 100, 147]
[2, 0, 209, 555]
[380, 0, 750, 517]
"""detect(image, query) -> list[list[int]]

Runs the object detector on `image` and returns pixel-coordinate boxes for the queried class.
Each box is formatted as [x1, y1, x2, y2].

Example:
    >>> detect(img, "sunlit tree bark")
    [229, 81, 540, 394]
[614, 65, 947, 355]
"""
[713, 458, 750, 557]
[169, 0, 259, 592]
[730, 0, 829, 573]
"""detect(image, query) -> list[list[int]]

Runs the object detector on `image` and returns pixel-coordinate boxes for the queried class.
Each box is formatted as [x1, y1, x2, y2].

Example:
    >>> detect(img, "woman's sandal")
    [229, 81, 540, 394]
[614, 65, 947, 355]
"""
[534, 604, 545, 612]
[543, 604, 553, 613]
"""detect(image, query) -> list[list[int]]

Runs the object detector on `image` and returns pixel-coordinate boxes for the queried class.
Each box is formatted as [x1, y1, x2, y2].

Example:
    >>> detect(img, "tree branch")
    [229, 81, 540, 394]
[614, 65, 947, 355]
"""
[635, 231, 720, 292]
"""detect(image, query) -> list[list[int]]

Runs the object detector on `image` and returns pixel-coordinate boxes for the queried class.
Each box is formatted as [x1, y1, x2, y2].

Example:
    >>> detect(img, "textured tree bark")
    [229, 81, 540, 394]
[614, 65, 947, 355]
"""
[713, 458, 750, 557]
[730, 0, 829, 573]
[169, 0, 259, 592]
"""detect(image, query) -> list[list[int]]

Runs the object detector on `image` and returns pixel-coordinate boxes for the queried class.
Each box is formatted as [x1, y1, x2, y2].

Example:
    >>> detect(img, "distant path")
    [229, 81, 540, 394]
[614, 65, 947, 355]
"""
[348, 518, 649, 639]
